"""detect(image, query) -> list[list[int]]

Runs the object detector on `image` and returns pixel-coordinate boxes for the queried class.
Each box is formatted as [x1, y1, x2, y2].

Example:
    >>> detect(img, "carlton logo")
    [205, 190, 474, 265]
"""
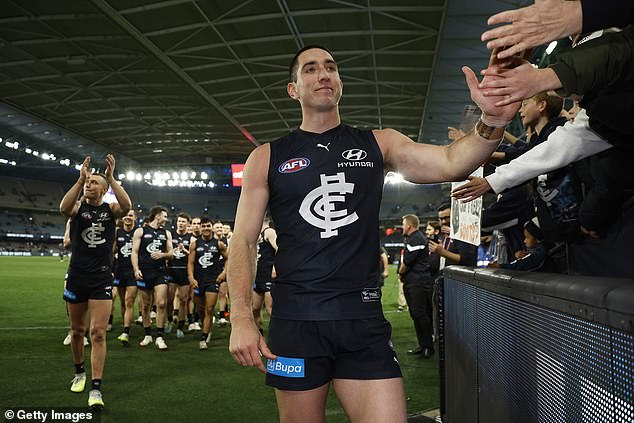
[278, 157, 310, 174]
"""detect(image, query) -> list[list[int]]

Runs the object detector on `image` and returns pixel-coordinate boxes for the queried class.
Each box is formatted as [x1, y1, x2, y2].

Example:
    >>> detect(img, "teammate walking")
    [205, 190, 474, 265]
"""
[252, 216, 277, 333]
[60, 154, 131, 410]
[188, 217, 228, 350]
[131, 206, 173, 350]
[168, 213, 192, 339]
[114, 209, 138, 346]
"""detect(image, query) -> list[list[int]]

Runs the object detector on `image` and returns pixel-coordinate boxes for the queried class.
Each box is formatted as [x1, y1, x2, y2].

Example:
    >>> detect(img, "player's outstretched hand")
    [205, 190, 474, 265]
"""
[482, 0, 582, 59]
[451, 176, 492, 202]
[229, 318, 277, 374]
[462, 48, 522, 124]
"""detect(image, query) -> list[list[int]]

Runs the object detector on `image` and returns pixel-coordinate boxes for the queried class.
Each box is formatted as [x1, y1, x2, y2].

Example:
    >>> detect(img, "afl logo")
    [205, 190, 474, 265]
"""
[342, 149, 367, 161]
[81, 212, 92, 220]
[279, 157, 310, 174]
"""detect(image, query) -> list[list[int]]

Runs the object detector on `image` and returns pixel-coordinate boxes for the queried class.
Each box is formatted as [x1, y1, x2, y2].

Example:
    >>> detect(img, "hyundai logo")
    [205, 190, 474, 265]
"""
[341, 149, 367, 161]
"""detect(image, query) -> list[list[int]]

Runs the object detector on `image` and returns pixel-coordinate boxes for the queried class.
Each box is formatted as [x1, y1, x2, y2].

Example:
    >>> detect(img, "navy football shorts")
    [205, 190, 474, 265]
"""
[193, 281, 220, 296]
[253, 279, 273, 294]
[168, 268, 189, 286]
[113, 271, 137, 288]
[63, 269, 113, 304]
[136, 271, 167, 291]
[265, 317, 402, 391]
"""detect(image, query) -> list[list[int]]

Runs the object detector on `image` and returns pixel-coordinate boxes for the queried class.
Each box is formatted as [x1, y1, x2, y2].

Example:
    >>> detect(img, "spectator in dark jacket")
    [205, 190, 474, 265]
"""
[398, 214, 434, 359]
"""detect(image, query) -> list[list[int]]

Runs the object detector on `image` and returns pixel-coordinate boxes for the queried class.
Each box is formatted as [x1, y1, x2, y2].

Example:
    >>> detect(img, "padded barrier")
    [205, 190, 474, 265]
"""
[440, 267, 634, 423]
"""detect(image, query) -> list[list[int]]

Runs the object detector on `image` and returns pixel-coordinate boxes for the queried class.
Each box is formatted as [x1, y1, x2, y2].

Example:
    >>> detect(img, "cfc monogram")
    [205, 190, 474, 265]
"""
[120, 242, 132, 257]
[146, 239, 162, 254]
[198, 252, 213, 268]
[299, 172, 358, 239]
[81, 223, 106, 248]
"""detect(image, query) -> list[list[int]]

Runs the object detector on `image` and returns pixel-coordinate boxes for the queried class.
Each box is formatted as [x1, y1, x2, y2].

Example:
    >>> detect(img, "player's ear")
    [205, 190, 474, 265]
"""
[287, 82, 298, 100]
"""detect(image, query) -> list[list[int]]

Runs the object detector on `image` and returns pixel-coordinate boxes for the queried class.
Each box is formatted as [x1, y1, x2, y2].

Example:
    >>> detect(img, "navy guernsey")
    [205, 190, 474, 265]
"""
[138, 226, 168, 274]
[114, 227, 134, 277]
[255, 228, 275, 283]
[193, 237, 223, 284]
[268, 124, 384, 320]
[169, 231, 190, 270]
[70, 202, 116, 274]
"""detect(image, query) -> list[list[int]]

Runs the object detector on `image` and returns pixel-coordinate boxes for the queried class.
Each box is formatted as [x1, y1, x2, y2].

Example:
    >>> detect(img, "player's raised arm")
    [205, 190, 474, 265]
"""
[377, 49, 523, 184]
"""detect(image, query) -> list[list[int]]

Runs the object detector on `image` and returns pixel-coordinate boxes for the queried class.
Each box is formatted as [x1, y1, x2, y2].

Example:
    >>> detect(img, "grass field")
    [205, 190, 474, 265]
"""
[0, 257, 439, 422]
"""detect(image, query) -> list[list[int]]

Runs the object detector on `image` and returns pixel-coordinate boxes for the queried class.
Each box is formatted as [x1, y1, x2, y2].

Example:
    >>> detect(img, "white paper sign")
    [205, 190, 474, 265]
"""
[450, 167, 483, 246]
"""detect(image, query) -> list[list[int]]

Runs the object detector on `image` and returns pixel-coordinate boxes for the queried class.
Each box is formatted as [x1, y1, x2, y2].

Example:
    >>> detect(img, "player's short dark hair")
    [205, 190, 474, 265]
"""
[437, 203, 451, 213]
[148, 206, 167, 222]
[200, 217, 212, 225]
[289, 44, 334, 82]
[177, 213, 191, 222]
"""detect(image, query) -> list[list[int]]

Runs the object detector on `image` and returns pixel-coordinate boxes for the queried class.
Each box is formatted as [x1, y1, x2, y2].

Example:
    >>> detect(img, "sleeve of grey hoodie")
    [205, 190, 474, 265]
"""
[486, 109, 612, 194]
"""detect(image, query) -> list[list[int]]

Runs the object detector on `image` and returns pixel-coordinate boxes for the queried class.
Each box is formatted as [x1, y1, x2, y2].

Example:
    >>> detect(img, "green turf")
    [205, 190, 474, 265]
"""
[0, 257, 439, 422]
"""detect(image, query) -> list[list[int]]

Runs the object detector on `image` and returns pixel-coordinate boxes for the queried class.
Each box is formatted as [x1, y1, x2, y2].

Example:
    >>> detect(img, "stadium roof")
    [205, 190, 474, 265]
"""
[0, 0, 530, 171]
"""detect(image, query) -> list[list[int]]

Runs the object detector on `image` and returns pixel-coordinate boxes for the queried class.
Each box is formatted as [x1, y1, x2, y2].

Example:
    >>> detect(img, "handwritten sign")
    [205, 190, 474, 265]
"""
[450, 167, 483, 246]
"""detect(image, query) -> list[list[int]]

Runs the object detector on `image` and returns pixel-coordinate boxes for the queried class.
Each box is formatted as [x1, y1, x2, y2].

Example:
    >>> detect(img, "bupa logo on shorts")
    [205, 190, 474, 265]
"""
[136, 281, 146, 288]
[63, 288, 77, 301]
[361, 288, 381, 302]
[278, 157, 310, 174]
[342, 149, 367, 161]
[266, 357, 305, 378]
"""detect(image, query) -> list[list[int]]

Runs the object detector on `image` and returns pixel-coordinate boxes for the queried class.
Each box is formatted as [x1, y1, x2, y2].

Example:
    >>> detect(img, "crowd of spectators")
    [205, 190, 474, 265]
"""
[450, 0, 633, 278]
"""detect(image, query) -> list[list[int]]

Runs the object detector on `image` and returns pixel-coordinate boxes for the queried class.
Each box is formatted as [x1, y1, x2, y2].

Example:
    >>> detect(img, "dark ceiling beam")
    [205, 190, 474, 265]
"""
[192, 1, 291, 131]
[10, 35, 129, 46]
[170, 29, 432, 55]
[367, 0, 382, 128]
[90, 0, 259, 147]
[198, 66, 433, 85]
[327, 0, 441, 32]
[176, 49, 434, 71]
[118, 0, 193, 14]
[276, 0, 303, 49]
[0, 13, 100, 24]
[418, 0, 448, 143]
